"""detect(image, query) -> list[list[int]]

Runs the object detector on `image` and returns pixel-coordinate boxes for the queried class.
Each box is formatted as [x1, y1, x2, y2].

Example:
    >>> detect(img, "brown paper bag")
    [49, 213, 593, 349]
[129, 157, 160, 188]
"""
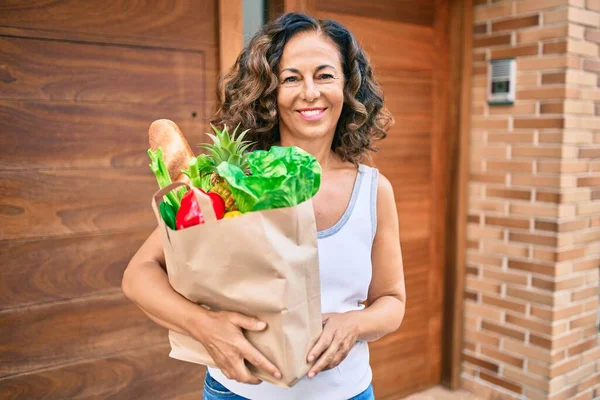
[151, 181, 322, 388]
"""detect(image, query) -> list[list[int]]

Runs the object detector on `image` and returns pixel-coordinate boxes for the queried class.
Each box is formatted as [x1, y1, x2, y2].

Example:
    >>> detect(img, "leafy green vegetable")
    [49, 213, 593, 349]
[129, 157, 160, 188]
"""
[148, 147, 185, 208]
[215, 146, 321, 213]
[181, 154, 214, 192]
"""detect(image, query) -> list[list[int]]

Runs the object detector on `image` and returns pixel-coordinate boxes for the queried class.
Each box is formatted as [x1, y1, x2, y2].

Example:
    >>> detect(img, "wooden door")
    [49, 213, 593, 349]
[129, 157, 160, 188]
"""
[314, 2, 451, 398]
[0, 1, 219, 398]
[271, 1, 454, 398]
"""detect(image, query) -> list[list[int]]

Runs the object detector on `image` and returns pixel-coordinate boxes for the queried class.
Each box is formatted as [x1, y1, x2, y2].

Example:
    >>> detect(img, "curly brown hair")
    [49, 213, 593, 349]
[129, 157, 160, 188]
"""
[210, 12, 393, 165]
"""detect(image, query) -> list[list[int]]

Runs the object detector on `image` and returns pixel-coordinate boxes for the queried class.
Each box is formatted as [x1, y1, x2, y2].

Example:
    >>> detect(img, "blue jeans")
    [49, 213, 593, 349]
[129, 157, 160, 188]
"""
[203, 371, 375, 400]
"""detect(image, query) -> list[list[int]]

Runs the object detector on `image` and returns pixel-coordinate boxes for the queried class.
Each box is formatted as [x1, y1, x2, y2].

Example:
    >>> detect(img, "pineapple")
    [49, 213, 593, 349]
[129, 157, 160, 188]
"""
[201, 124, 254, 212]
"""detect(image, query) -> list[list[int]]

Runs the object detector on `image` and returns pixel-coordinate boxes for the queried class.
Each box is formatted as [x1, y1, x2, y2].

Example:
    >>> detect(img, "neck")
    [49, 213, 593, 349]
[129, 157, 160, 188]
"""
[279, 134, 336, 172]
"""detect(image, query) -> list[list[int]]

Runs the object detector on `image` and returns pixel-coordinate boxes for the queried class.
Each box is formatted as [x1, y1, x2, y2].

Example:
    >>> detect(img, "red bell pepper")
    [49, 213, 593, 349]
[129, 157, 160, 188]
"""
[207, 191, 225, 220]
[176, 190, 205, 229]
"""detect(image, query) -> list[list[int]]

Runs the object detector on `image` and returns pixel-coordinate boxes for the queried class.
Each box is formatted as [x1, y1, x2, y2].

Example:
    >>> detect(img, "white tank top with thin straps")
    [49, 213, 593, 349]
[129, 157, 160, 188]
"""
[208, 164, 379, 400]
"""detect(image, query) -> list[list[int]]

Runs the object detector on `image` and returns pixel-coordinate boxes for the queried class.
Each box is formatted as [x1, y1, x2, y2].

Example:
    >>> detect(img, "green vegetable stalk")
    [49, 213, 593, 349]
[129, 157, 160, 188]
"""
[148, 147, 185, 208]
[181, 154, 213, 193]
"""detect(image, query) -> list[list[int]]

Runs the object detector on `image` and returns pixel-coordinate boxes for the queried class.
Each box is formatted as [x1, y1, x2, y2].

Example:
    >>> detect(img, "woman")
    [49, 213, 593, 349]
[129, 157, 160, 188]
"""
[122, 12, 406, 400]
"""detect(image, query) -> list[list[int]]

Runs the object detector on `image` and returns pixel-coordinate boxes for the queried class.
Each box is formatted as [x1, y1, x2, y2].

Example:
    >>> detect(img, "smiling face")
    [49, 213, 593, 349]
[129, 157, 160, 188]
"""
[276, 31, 345, 146]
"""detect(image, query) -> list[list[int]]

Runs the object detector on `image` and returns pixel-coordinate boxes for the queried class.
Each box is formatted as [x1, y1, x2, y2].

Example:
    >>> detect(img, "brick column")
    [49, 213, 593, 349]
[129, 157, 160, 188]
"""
[462, 1, 600, 399]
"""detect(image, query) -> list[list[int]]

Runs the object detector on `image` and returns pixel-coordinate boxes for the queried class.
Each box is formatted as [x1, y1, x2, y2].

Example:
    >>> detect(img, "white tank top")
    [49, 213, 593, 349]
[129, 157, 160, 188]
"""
[208, 164, 379, 400]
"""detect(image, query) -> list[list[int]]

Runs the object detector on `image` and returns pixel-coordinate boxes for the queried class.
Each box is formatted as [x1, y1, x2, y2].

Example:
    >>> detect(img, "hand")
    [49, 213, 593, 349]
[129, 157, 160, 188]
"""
[306, 312, 360, 379]
[187, 309, 281, 384]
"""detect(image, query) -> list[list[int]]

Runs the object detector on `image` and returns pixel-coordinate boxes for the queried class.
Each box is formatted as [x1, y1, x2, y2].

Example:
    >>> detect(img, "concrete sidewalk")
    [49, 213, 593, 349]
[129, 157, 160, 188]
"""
[402, 386, 479, 400]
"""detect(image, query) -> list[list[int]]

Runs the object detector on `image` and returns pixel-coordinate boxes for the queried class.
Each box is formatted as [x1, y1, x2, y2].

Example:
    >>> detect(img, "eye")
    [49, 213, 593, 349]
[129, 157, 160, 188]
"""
[318, 74, 335, 80]
[282, 76, 298, 83]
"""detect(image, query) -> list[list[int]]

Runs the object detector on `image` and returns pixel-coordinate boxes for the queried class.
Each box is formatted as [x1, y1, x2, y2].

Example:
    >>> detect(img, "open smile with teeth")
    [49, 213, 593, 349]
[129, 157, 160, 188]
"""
[297, 108, 327, 120]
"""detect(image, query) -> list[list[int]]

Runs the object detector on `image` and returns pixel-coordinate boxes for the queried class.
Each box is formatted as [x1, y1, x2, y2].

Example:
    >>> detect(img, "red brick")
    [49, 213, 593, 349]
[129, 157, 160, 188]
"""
[492, 44, 539, 59]
[577, 177, 600, 187]
[543, 41, 568, 54]
[513, 118, 564, 129]
[483, 294, 527, 314]
[541, 72, 566, 85]
[463, 353, 500, 373]
[540, 102, 564, 114]
[568, 337, 597, 357]
[474, 33, 512, 48]
[474, 23, 488, 34]
[480, 371, 523, 395]
[482, 320, 526, 341]
[492, 15, 540, 32]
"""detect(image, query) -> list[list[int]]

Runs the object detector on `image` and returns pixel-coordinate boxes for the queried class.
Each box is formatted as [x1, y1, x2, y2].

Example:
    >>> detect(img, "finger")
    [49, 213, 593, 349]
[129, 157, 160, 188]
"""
[229, 312, 267, 331]
[322, 313, 333, 324]
[239, 341, 282, 379]
[329, 341, 350, 368]
[232, 360, 262, 385]
[307, 330, 333, 363]
[308, 341, 340, 378]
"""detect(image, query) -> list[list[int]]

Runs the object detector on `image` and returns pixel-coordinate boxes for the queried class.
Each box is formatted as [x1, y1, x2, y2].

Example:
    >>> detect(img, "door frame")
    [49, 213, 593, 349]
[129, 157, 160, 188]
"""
[220, 0, 474, 390]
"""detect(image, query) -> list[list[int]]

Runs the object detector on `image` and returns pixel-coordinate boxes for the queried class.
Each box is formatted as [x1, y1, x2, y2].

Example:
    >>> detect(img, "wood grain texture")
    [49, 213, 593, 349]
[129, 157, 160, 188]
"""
[0, 230, 150, 310]
[0, 36, 210, 106]
[315, 2, 452, 398]
[0, 1, 221, 398]
[218, 0, 243, 76]
[428, 0, 451, 387]
[0, 293, 165, 377]
[0, 101, 210, 169]
[446, 0, 473, 389]
[0, 0, 217, 48]
[318, 12, 435, 72]
[0, 168, 157, 240]
[0, 345, 205, 400]
[317, 0, 435, 26]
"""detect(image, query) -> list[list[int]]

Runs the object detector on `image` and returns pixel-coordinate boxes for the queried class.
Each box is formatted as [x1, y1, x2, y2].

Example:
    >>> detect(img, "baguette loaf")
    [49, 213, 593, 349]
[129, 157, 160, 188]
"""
[148, 119, 194, 183]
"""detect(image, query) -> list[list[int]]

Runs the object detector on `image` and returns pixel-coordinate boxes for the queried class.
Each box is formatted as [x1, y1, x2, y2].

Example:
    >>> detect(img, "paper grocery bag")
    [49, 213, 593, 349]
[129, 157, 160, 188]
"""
[151, 181, 322, 388]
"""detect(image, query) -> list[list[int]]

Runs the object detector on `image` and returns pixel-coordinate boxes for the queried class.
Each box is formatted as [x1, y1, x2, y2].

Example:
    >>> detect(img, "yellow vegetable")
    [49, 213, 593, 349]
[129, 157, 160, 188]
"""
[223, 211, 243, 219]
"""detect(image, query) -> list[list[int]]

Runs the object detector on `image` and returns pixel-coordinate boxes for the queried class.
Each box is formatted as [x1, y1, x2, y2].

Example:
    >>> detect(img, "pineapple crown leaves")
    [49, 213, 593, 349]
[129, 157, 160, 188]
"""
[199, 123, 255, 171]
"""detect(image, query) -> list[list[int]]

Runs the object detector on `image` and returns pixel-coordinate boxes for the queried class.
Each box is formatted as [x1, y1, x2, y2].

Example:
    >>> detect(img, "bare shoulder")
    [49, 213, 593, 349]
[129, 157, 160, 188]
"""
[376, 171, 394, 199]
[375, 171, 396, 214]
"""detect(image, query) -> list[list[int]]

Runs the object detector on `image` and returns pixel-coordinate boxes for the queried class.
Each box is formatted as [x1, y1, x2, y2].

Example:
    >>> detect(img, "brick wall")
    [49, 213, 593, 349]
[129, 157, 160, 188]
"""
[463, 0, 600, 399]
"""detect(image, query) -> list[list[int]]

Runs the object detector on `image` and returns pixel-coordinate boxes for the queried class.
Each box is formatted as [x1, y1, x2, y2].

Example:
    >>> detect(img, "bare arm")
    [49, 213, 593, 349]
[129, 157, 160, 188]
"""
[122, 227, 207, 335]
[122, 226, 282, 383]
[355, 173, 406, 342]
[306, 173, 407, 376]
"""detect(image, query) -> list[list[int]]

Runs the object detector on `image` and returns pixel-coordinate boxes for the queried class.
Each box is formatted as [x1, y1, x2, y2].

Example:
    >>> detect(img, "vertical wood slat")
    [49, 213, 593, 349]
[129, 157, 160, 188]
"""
[218, 0, 243, 77]
[442, 0, 474, 390]
[310, 1, 446, 398]
[429, 0, 451, 387]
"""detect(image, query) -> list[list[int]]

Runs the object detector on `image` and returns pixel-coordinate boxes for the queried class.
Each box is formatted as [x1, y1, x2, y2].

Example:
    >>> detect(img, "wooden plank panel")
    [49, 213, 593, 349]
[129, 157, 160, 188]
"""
[0, 37, 210, 106]
[0, 168, 158, 241]
[370, 335, 432, 399]
[0, 230, 150, 310]
[0, 0, 217, 48]
[317, 12, 435, 70]
[0, 293, 165, 377]
[315, 4, 448, 398]
[317, 0, 435, 26]
[0, 345, 204, 400]
[0, 101, 211, 170]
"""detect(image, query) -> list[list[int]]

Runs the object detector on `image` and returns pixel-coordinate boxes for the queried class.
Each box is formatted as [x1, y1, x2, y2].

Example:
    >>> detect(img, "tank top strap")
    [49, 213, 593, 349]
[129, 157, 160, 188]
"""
[350, 164, 379, 243]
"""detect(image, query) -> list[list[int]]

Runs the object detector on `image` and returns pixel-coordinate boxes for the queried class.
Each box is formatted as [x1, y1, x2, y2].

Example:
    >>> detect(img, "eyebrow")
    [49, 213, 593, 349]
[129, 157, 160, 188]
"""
[279, 64, 336, 74]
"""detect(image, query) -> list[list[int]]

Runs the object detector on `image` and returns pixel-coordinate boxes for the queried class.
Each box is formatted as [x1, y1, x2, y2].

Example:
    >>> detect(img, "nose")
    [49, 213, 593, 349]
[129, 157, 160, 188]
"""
[301, 79, 320, 102]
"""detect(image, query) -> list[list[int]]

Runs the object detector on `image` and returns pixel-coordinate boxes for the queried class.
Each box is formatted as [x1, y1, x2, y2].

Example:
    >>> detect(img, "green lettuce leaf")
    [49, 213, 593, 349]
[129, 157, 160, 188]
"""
[215, 146, 321, 213]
